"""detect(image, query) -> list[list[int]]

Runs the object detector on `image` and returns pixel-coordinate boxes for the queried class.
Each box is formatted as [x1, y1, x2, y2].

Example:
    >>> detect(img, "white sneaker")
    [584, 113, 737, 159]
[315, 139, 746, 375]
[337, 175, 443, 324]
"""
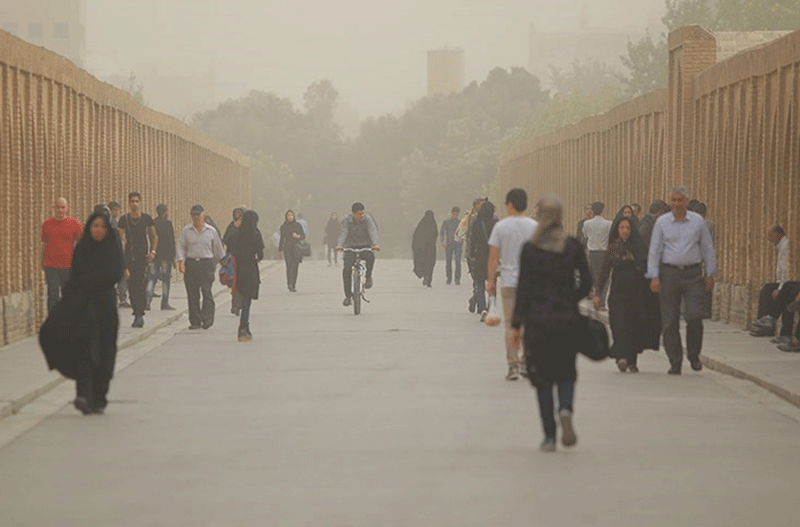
[559, 409, 577, 447]
[540, 438, 556, 452]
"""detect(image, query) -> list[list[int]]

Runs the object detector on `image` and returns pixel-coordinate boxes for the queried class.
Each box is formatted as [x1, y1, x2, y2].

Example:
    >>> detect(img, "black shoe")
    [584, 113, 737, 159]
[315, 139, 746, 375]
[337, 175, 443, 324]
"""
[690, 359, 702, 371]
[132, 315, 144, 328]
[468, 296, 477, 313]
[161, 304, 176, 311]
[455, 280, 460, 285]
[74, 397, 92, 415]
[238, 328, 252, 342]
[446, 279, 452, 285]
[750, 327, 775, 337]
[343, 296, 352, 307]
[188, 324, 201, 330]
[201, 321, 213, 330]
[365, 276, 373, 289]
[668, 366, 681, 375]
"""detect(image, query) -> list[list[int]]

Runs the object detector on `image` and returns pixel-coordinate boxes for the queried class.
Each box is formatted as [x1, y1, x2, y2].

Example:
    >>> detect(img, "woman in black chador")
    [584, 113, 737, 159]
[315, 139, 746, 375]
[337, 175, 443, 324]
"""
[412, 210, 438, 287]
[278, 209, 305, 292]
[593, 214, 660, 372]
[227, 210, 265, 342]
[40, 209, 125, 415]
[470, 200, 497, 318]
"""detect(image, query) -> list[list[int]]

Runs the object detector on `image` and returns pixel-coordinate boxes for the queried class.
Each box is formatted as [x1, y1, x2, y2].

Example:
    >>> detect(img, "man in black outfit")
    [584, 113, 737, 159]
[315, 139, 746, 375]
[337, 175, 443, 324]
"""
[118, 192, 158, 328]
[147, 203, 176, 311]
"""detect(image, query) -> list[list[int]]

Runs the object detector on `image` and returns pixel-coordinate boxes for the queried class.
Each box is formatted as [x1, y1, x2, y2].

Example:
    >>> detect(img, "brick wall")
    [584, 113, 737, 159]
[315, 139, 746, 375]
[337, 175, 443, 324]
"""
[501, 26, 800, 328]
[0, 30, 250, 345]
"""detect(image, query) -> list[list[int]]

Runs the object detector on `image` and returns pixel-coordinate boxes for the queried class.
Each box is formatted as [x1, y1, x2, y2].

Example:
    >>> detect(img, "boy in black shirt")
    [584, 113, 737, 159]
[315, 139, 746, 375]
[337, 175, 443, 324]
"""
[118, 192, 158, 328]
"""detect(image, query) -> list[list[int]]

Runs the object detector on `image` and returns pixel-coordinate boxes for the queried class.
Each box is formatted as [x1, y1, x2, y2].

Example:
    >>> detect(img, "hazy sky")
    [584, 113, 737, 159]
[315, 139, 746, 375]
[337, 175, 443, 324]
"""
[86, 0, 664, 117]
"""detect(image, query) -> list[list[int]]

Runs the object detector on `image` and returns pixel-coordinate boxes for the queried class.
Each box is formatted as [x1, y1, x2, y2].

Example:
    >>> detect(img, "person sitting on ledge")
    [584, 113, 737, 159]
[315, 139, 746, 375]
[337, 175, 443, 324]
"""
[751, 226, 800, 342]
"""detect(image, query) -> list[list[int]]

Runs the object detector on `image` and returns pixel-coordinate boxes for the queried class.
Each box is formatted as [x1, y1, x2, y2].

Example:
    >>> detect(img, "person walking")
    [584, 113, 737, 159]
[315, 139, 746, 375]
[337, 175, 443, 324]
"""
[146, 204, 176, 311]
[510, 195, 592, 452]
[593, 215, 660, 373]
[412, 210, 438, 287]
[118, 192, 158, 328]
[470, 200, 497, 320]
[583, 201, 612, 309]
[638, 200, 668, 250]
[576, 204, 593, 248]
[227, 210, 265, 342]
[463, 198, 486, 313]
[41, 197, 83, 312]
[440, 206, 463, 285]
[647, 185, 717, 374]
[108, 201, 129, 308]
[486, 188, 538, 381]
[279, 209, 305, 293]
[177, 204, 224, 330]
[224, 207, 246, 315]
[40, 209, 125, 415]
[325, 212, 340, 266]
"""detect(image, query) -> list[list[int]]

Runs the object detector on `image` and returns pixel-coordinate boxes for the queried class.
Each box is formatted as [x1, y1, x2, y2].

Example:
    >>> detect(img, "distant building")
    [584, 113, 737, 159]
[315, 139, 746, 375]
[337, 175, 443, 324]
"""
[0, 0, 85, 67]
[427, 48, 464, 97]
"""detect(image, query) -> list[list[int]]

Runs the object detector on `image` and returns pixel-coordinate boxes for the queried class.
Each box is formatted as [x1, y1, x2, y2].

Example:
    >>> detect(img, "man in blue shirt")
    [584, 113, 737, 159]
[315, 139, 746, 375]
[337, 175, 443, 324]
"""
[440, 206, 463, 285]
[647, 185, 717, 374]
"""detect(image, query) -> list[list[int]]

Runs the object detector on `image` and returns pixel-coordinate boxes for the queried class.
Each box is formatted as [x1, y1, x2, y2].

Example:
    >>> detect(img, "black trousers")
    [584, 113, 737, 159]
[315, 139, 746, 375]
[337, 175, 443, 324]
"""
[284, 252, 301, 288]
[128, 259, 148, 317]
[343, 250, 375, 297]
[757, 281, 800, 335]
[185, 259, 216, 327]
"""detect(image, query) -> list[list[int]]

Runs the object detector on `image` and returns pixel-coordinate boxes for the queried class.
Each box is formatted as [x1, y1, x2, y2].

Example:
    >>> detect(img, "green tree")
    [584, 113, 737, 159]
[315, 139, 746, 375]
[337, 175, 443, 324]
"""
[620, 31, 669, 96]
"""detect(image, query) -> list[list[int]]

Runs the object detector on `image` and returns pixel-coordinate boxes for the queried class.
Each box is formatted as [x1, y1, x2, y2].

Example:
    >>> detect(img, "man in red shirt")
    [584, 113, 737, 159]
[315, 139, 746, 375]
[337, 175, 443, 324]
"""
[41, 197, 82, 311]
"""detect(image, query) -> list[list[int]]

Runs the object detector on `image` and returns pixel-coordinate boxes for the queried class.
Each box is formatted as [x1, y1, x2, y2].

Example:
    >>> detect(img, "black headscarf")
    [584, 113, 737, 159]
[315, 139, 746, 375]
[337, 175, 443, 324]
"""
[413, 210, 437, 243]
[67, 211, 125, 293]
[239, 210, 262, 246]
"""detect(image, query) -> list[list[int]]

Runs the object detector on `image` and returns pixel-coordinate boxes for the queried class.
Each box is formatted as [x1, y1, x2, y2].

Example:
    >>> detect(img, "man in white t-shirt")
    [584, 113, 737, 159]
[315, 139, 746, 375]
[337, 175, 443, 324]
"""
[487, 188, 538, 381]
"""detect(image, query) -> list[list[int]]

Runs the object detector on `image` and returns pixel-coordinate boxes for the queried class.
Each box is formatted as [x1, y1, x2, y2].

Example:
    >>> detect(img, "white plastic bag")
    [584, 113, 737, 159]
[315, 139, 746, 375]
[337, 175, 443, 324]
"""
[484, 295, 502, 327]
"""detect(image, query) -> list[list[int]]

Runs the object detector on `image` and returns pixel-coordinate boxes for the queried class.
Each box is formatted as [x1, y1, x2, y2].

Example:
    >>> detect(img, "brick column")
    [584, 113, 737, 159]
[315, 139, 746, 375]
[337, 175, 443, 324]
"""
[667, 25, 717, 190]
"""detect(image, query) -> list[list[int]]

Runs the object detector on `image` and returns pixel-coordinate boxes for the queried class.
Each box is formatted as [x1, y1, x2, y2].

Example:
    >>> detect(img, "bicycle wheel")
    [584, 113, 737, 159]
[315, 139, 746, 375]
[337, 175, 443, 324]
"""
[352, 266, 361, 315]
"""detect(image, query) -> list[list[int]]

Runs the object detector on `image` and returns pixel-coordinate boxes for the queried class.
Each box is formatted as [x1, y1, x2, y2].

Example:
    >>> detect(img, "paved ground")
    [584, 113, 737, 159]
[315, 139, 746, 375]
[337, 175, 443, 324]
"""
[1, 260, 799, 526]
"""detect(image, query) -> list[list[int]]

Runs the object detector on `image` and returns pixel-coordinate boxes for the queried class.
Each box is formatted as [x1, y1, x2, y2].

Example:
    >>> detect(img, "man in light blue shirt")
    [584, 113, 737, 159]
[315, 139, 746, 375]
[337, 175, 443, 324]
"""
[647, 185, 717, 374]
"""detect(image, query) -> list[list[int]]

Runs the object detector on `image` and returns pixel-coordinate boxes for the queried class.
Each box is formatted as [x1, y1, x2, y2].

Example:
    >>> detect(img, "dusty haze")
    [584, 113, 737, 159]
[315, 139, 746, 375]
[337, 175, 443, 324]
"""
[87, 0, 664, 118]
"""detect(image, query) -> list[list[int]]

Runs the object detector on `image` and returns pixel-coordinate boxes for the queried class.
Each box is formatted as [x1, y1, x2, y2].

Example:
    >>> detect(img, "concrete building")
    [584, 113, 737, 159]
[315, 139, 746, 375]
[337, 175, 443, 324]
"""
[0, 0, 85, 67]
[427, 48, 464, 97]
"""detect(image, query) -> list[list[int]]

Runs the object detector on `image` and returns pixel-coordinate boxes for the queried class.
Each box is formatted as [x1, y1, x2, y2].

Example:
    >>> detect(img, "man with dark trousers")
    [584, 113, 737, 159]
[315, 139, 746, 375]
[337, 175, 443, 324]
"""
[177, 204, 224, 329]
[118, 192, 158, 328]
[146, 203, 176, 311]
[647, 185, 717, 374]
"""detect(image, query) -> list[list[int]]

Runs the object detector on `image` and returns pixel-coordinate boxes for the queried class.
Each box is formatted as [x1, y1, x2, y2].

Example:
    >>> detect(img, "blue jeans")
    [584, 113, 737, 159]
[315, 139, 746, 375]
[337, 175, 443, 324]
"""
[146, 260, 172, 308]
[445, 243, 462, 283]
[536, 380, 575, 440]
[239, 296, 252, 330]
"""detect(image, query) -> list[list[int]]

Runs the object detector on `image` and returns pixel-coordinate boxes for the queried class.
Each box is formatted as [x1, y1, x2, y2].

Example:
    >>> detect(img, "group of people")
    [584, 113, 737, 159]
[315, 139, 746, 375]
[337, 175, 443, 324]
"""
[444, 185, 719, 451]
[39, 195, 267, 415]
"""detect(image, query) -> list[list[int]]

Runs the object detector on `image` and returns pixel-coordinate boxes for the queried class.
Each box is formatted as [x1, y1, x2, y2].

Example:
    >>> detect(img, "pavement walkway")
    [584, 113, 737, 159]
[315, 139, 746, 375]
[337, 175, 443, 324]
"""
[0, 261, 279, 420]
[3, 261, 799, 421]
[1, 259, 798, 526]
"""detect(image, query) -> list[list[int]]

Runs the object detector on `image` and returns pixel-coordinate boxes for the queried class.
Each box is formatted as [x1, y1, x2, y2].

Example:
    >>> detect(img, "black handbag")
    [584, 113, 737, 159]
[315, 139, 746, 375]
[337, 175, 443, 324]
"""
[295, 240, 312, 259]
[578, 314, 610, 361]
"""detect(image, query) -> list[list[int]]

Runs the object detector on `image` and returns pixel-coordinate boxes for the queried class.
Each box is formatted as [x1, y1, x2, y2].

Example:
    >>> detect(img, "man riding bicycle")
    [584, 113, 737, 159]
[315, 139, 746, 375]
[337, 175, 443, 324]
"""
[336, 202, 380, 306]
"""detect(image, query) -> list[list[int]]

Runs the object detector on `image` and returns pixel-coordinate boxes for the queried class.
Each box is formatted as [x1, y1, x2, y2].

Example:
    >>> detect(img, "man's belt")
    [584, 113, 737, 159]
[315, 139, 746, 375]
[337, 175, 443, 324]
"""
[186, 257, 212, 262]
[662, 262, 702, 270]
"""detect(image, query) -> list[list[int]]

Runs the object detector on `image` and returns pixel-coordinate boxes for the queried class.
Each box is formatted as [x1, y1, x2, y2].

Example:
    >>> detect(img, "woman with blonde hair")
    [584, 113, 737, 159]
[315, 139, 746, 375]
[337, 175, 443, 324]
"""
[510, 195, 592, 451]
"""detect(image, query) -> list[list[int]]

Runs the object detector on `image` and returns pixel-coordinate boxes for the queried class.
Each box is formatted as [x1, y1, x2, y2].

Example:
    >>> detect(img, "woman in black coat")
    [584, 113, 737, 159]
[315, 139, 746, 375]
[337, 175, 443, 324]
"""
[470, 200, 496, 317]
[40, 210, 125, 415]
[228, 210, 265, 342]
[510, 195, 592, 451]
[593, 215, 660, 372]
[278, 209, 305, 293]
[412, 210, 438, 287]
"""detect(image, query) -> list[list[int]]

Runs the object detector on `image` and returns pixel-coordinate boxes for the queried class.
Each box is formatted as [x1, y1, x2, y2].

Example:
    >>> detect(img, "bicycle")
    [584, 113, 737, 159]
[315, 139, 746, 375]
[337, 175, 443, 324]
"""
[343, 247, 373, 315]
